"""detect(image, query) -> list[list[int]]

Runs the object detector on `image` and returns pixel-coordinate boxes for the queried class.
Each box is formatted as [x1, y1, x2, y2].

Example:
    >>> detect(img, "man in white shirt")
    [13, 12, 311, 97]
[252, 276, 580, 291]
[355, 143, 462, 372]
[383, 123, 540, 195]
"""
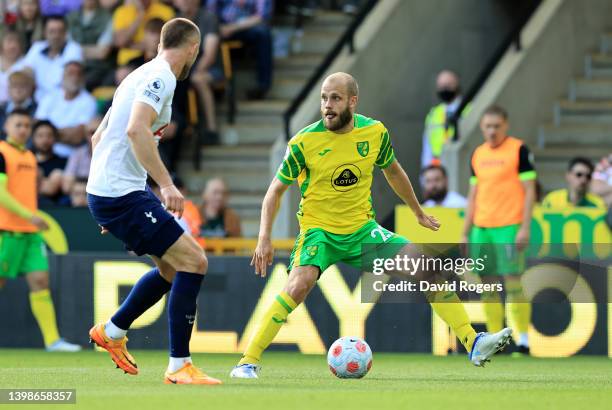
[34, 61, 97, 157]
[86, 18, 222, 386]
[22, 16, 83, 102]
[421, 164, 467, 208]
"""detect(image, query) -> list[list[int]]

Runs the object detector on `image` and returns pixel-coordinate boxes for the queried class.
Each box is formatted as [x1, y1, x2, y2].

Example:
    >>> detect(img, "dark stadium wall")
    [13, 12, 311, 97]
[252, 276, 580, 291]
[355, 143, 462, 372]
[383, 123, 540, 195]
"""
[341, 0, 534, 225]
[1, 253, 609, 356]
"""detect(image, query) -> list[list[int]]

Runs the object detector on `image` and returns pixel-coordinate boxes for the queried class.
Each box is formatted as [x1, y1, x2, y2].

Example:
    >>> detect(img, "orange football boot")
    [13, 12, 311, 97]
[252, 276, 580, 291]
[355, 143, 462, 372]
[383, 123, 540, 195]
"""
[89, 323, 138, 375]
[164, 363, 222, 385]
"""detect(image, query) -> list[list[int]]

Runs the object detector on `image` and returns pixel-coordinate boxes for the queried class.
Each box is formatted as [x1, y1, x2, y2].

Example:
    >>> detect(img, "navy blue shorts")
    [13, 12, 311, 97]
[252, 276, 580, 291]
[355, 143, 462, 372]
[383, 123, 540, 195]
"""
[87, 188, 184, 258]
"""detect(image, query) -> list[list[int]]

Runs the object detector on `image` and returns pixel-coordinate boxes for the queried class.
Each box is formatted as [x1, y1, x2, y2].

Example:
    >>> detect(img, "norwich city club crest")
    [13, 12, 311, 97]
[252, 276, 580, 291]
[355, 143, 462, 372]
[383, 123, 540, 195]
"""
[305, 245, 318, 257]
[356, 141, 369, 157]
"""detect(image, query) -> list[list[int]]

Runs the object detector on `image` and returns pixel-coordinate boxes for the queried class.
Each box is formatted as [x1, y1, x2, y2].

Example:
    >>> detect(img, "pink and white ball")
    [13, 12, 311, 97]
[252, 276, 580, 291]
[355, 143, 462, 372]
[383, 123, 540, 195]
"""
[327, 337, 373, 379]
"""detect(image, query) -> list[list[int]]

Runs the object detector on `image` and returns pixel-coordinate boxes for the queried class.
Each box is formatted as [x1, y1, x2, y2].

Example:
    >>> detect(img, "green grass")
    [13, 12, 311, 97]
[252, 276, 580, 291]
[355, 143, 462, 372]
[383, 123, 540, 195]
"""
[0, 350, 611, 410]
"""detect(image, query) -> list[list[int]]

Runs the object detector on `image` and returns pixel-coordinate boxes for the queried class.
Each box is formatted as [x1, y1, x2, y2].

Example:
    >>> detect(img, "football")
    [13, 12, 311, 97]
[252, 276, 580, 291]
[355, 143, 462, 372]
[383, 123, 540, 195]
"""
[327, 337, 373, 379]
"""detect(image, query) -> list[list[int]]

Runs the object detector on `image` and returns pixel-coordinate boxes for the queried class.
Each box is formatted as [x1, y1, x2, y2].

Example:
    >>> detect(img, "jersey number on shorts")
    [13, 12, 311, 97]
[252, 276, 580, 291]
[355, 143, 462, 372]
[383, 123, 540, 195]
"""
[371, 226, 392, 242]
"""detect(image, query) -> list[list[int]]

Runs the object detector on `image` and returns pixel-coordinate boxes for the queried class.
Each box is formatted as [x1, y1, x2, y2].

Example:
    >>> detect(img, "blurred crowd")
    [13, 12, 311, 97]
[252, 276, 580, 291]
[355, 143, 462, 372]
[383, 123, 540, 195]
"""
[0, 0, 365, 239]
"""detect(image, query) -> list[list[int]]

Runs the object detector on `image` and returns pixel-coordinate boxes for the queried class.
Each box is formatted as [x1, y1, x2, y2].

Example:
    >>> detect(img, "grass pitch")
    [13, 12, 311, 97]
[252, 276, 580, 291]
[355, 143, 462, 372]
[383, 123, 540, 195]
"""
[1, 349, 611, 410]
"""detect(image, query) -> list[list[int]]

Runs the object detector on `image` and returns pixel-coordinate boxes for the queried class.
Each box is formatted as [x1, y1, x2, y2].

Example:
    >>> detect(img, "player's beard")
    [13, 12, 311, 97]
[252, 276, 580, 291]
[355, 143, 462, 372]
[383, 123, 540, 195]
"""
[323, 106, 353, 131]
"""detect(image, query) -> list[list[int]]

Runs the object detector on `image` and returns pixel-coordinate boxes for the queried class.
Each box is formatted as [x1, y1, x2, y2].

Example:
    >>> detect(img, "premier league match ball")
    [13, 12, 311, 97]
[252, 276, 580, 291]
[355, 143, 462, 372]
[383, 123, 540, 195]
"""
[327, 337, 373, 379]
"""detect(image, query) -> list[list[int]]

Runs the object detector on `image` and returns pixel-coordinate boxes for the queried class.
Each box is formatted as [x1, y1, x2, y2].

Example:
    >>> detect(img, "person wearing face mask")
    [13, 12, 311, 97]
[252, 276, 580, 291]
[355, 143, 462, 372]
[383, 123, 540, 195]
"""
[34, 60, 97, 157]
[421, 69, 465, 168]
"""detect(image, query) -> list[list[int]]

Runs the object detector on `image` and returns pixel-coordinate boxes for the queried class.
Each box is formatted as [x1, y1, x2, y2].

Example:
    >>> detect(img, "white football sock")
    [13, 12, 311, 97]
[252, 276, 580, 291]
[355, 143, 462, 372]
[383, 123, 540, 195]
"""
[168, 356, 192, 373]
[518, 332, 529, 347]
[104, 320, 127, 340]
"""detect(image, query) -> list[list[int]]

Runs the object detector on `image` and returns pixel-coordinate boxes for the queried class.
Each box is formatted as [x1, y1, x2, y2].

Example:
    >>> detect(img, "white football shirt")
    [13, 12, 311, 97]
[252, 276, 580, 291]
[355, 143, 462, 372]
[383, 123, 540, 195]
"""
[87, 57, 176, 197]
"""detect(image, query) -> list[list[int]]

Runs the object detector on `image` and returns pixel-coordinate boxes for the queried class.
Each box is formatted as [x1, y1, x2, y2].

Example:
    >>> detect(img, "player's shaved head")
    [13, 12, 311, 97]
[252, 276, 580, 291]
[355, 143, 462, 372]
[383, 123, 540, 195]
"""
[159, 18, 201, 81]
[161, 18, 200, 49]
[320, 72, 359, 133]
[322, 72, 359, 97]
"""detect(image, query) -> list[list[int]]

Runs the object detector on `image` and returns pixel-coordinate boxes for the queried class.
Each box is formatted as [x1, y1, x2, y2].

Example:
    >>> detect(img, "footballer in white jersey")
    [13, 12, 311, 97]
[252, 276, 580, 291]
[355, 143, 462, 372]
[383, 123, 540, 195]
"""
[86, 18, 222, 386]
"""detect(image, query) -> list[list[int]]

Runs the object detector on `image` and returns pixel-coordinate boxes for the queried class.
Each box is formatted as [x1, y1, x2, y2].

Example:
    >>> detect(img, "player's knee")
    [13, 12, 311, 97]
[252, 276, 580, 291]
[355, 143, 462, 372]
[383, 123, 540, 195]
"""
[187, 251, 207, 275]
[28, 275, 49, 291]
[286, 278, 314, 303]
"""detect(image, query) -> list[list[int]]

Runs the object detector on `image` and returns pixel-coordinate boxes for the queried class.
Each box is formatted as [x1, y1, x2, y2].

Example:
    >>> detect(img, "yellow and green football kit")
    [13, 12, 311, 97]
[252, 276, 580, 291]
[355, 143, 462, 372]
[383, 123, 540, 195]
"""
[277, 114, 408, 273]
[238, 115, 478, 366]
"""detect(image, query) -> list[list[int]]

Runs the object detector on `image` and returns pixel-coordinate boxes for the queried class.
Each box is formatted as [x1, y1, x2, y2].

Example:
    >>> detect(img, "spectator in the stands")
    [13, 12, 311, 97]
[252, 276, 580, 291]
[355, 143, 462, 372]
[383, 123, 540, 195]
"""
[207, 0, 273, 100]
[35, 61, 97, 157]
[0, 30, 26, 105]
[176, 0, 221, 141]
[40, 0, 82, 16]
[199, 177, 241, 237]
[69, 177, 89, 207]
[542, 157, 605, 209]
[32, 120, 67, 204]
[421, 69, 465, 168]
[0, 71, 36, 138]
[62, 116, 98, 195]
[174, 175, 201, 237]
[592, 153, 612, 206]
[66, 0, 114, 89]
[1, 0, 45, 50]
[112, 0, 174, 66]
[420, 164, 467, 208]
[126, 17, 164, 64]
[22, 15, 83, 101]
[99, 0, 121, 11]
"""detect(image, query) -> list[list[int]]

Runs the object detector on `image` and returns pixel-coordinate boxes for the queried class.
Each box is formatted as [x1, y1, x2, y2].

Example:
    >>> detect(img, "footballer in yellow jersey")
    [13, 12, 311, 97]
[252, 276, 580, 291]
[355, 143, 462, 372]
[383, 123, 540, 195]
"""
[230, 73, 513, 378]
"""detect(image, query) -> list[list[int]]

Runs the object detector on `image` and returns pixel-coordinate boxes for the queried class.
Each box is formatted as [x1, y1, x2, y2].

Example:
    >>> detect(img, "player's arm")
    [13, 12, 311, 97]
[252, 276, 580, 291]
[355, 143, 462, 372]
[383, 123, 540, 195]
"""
[125, 102, 183, 216]
[516, 144, 537, 251]
[0, 155, 48, 230]
[252, 178, 290, 277]
[91, 108, 111, 152]
[375, 129, 438, 230]
[382, 159, 439, 231]
[252, 142, 304, 277]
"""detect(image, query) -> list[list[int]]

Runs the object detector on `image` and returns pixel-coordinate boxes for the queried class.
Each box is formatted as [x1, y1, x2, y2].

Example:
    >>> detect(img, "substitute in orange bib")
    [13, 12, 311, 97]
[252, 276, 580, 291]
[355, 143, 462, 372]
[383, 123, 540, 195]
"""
[0, 108, 81, 352]
[462, 105, 536, 356]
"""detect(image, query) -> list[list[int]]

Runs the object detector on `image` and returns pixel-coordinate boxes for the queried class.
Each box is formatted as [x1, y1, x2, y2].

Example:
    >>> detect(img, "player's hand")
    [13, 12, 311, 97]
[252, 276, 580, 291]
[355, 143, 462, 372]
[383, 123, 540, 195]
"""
[515, 226, 530, 252]
[251, 237, 274, 277]
[416, 211, 440, 231]
[160, 184, 184, 218]
[99, 225, 109, 235]
[30, 215, 49, 231]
